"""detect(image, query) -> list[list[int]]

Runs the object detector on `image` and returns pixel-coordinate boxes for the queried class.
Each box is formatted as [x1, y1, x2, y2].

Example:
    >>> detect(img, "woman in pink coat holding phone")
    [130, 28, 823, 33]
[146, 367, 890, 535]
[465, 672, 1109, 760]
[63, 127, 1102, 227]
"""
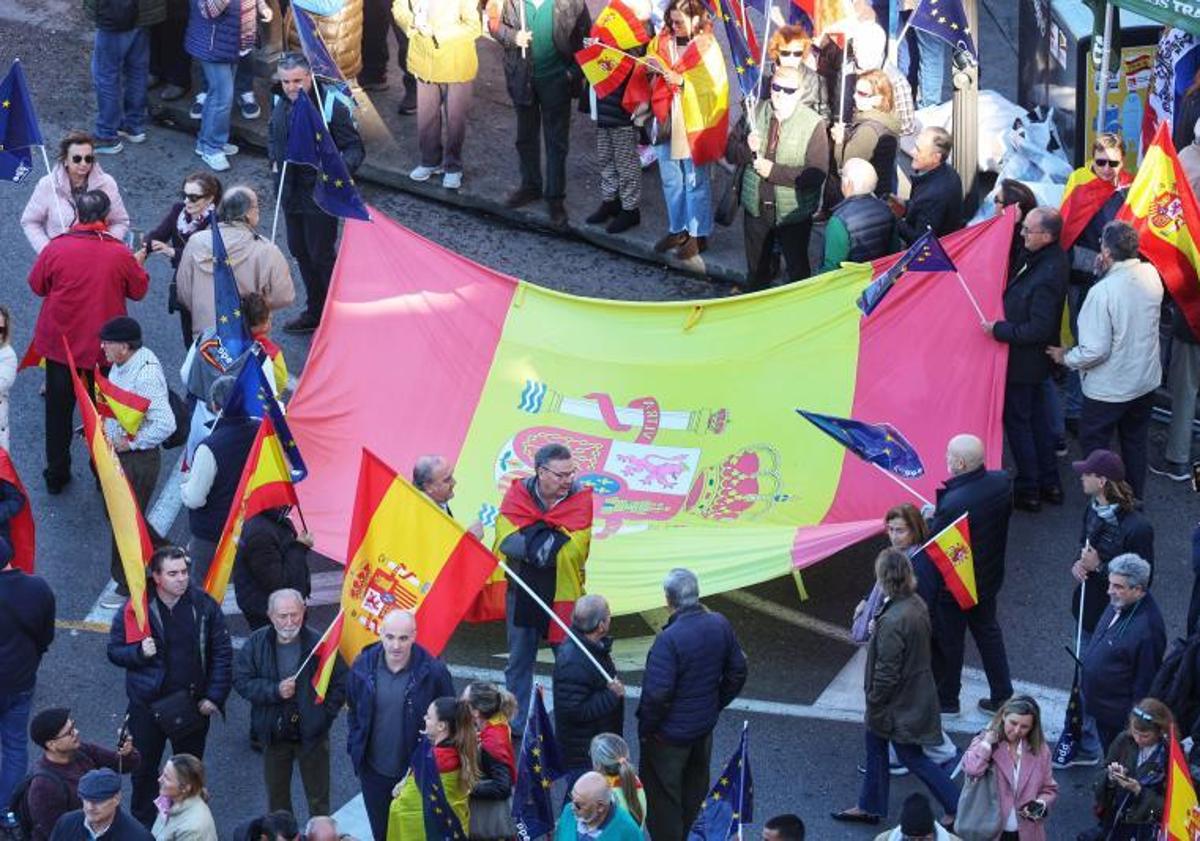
[962, 695, 1059, 841]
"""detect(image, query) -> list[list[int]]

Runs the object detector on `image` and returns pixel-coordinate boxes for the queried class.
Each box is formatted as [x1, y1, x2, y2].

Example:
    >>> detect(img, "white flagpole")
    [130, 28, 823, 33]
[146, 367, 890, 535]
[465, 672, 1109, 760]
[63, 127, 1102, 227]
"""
[37, 145, 68, 233]
[735, 721, 748, 841]
[954, 270, 987, 322]
[870, 461, 933, 507]
[270, 161, 288, 244]
[291, 607, 343, 681]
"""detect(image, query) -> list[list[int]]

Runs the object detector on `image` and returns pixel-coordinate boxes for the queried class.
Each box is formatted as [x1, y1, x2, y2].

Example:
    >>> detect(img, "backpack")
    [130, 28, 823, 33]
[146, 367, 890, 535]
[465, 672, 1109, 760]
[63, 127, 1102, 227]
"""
[5, 770, 71, 841]
[95, 0, 138, 31]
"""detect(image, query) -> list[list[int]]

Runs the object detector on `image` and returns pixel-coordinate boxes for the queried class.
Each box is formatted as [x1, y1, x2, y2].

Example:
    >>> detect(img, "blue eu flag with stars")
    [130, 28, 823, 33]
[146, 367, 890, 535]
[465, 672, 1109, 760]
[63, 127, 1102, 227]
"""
[511, 685, 565, 840]
[911, 0, 977, 59]
[857, 229, 957, 316]
[292, 8, 358, 117]
[688, 724, 753, 841]
[0, 60, 44, 184]
[223, 345, 308, 481]
[797, 410, 925, 478]
[209, 213, 253, 368]
[284, 89, 370, 222]
[410, 735, 468, 841]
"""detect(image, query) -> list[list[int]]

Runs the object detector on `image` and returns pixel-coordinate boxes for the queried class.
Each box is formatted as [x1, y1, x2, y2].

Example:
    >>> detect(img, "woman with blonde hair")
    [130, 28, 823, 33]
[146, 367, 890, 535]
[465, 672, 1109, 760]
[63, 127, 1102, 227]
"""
[151, 754, 217, 841]
[590, 733, 646, 827]
[831, 69, 899, 196]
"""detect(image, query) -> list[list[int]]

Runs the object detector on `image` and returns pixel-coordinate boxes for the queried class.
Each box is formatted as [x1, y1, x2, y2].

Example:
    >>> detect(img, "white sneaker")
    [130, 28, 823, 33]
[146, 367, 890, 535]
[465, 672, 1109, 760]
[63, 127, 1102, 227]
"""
[117, 129, 147, 143]
[189, 92, 207, 120]
[195, 143, 238, 158]
[198, 150, 230, 171]
[99, 591, 126, 610]
[409, 164, 444, 182]
[238, 91, 261, 119]
[442, 171, 462, 190]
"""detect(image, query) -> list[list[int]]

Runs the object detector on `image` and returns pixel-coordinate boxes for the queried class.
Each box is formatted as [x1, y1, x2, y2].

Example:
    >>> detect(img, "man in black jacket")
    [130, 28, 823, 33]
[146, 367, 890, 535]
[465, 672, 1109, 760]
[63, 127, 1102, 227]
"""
[48, 768, 151, 841]
[985, 207, 1068, 512]
[893, 126, 962, 245]
[553, 595, 624, 791]
[927, 435, 1014, 716]
[268, 53, 365, 334]
[233, 589, 346, 817]
[233, 508, 314, 630]
[106, 546, 232, 827]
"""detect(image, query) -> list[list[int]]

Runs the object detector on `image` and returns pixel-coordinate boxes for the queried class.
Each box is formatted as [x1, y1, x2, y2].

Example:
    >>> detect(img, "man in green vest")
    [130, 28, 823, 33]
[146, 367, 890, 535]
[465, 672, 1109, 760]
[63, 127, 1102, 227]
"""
[735, 64, 829, 291]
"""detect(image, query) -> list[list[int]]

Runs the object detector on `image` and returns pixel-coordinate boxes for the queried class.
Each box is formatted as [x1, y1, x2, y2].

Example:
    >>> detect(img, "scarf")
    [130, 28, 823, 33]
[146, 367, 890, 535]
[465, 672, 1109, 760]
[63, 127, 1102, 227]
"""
[1092, 499, 1120, 523]
[176, 208, 208, 241]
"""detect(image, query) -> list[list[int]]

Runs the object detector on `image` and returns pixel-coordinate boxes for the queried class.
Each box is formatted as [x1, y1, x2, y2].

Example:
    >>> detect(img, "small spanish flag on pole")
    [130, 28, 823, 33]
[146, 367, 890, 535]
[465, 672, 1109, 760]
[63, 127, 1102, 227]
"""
[309, 610, 345, 704]
[17, 340, 43, 371]
[94, 367, 150, 437]
[1162, 724, 1200, 840]
[916, 512, 977, 610]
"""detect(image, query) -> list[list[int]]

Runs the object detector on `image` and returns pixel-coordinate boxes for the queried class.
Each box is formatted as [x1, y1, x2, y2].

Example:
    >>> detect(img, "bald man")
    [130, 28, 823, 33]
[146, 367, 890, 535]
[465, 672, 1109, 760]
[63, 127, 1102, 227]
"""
[557, 772, 642, 840]
[346, 611, 454, 841]
[928, 434, 1014, 716]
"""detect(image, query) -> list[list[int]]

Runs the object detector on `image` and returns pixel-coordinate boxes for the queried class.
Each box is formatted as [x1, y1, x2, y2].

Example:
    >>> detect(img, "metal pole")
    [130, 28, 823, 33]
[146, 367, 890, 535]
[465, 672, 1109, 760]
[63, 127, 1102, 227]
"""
[950, 0, 979, 210]
[270, 161, 288, 244]
[1096, 2, 1115, 133]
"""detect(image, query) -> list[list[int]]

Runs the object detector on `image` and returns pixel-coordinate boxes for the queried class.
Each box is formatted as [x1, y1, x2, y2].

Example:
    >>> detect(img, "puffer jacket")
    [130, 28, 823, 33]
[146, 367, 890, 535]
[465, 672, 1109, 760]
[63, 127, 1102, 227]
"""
[392, 0, 480, 83]
[636, 604, 747, 745]
[84, 0, 168, 28]
[285, 0, 364, 81]
[184, 0, 242, 63]
[20, 162, 131, 254]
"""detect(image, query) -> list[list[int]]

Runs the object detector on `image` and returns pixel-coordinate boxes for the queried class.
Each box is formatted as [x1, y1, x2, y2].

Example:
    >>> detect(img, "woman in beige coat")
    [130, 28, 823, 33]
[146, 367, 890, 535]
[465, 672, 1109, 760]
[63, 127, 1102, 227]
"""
[151, 755, 217, 841]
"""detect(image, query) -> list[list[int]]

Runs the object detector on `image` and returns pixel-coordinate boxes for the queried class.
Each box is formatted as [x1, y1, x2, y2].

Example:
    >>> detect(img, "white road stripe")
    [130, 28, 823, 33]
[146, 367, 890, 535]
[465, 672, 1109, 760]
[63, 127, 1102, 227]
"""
[718, 589, 854, 644]
[146, 451, 186, 537]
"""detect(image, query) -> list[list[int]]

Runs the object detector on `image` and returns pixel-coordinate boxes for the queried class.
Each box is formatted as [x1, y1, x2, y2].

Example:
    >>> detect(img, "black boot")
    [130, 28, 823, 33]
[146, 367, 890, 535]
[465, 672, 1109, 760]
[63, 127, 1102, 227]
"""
[606, 208, 641, 234]
[585, 199, 620, 225]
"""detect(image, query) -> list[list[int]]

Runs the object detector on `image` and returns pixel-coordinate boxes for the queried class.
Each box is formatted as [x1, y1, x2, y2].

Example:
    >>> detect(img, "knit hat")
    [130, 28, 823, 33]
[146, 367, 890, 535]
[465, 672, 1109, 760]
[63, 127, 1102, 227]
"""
[29, 707, 70, 748]
[1072, 449, 1125, 482]
[77, 769, 122, 802]
[899, 793, 934, 835]
[99, 316, 141, 344]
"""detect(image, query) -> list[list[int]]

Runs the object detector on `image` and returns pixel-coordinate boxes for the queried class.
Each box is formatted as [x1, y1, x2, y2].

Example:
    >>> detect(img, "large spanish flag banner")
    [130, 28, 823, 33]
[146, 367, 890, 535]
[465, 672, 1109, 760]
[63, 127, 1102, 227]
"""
[1118, 121, 1200, 338]
[1162, 725, 1200, 840]
[288, 207, 1013, 617]
[338, 450, 499, 660]
[64, 342, 152, 640]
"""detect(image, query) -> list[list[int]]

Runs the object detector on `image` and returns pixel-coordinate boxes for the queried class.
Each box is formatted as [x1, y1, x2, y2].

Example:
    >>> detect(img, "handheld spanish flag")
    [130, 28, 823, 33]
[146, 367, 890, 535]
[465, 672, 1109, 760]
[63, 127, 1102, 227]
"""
[1117, 121, 1200, 339]
[593, 0, 650, 49]
[576, 38, 637, 100]
[94, 367, 150, 437]
[64, 340, 152, 641]
[338, 450, 498, 661]
[17, 341, 43, 371]
[203, 416, 299, 604]
[309, 609, 344, 704]
[916, 512, 977, 610]
[1162, 724, 1200, 840]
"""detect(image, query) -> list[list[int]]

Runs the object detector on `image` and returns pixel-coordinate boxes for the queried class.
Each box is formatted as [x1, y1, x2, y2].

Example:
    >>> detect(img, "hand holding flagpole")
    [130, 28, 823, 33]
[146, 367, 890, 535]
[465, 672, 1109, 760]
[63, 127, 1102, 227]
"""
[292, 608, 344, 680]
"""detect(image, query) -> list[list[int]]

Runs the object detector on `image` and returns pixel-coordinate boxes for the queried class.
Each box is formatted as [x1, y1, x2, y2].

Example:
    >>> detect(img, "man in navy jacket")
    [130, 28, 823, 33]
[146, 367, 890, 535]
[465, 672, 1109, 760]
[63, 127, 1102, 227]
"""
[636, 568, 747, 841]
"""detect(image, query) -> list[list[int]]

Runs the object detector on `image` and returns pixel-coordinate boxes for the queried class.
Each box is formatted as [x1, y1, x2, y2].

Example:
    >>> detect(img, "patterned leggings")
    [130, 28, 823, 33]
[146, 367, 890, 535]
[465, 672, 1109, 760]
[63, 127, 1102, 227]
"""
[596, 125, 641, 210]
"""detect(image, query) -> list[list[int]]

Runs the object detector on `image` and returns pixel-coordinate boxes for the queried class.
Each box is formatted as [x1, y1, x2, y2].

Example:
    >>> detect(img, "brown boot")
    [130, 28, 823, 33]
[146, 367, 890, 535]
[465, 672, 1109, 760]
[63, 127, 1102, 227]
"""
[654, 231, 689, 253]
[675, 236, 700, 260]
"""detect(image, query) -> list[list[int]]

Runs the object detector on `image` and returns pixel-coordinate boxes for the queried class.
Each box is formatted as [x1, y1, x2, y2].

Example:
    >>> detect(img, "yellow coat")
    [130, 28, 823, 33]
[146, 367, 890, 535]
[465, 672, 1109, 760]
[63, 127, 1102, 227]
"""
[391, 0, 481, 84]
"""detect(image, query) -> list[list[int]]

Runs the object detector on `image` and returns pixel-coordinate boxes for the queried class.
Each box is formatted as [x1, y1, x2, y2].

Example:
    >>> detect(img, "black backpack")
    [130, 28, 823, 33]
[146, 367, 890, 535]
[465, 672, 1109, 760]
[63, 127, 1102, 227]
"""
[95, 0, 138, 31]
[5, 770, 71, 841]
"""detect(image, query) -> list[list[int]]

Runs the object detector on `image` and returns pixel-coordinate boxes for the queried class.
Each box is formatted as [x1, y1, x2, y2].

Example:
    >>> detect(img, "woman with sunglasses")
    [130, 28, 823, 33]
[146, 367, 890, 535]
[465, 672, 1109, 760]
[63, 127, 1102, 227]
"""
[1078, 698, 1171, 841]
[20, 130, 130, 254]
[0, 306, 14, 450]
[962, 695, 1058, 840]
[145, 172, 225, 347]
[764, 25, 826, 118]
[831, 70, 899, 198]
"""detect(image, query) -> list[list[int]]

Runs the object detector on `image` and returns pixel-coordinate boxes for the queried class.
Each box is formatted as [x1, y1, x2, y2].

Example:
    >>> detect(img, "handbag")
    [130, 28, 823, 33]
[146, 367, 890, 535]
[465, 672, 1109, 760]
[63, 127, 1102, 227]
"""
[149, 689, 207, 741]
[468, 796, 515, 839]
[955, 765, 1003, 841]
[714, 163, 745, 227]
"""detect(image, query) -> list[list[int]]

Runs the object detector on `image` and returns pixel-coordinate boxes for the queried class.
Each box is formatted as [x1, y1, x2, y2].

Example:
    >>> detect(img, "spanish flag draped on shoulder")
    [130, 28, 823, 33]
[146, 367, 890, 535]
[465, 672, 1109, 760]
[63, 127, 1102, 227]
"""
[467, 479, 593, 645]
[203, 416, 299, 604]
[1059, 165, 1133, 250]
[338, 450, 498, 661]
[1117, 121, 1200, 338]
[0, 448, 35, 573]
[64, 340, 152, 641]
[915, 512, 977, 610]
[1162, 724, 1200, 840]
[94, 367, 150, 437]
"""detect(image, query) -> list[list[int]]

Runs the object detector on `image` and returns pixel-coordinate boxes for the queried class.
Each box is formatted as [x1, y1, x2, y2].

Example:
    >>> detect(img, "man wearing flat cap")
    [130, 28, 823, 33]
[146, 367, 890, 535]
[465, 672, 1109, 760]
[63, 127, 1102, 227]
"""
[26, 708, 140, 841]
[49, 768, 151, 841]
[98, 316, 175, 610]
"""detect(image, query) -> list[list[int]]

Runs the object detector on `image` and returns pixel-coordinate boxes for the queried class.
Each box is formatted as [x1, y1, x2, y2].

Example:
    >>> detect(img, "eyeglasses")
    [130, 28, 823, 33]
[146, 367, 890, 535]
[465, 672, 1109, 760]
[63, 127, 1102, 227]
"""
[1093, 158, 1120, 168]
[539, 466, 577, 480]
[778, 49, 805, 57]
[182, 191, 207, 202]
[770, 83, 799, 95]
[71, 154, 95, 164]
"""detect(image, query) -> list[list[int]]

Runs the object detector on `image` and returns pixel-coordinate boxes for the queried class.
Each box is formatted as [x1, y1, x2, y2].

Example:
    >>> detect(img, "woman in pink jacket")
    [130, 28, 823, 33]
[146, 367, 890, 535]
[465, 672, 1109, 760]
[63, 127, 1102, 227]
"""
[19, 130, 130, 254]
[962, 695, 1059, 841]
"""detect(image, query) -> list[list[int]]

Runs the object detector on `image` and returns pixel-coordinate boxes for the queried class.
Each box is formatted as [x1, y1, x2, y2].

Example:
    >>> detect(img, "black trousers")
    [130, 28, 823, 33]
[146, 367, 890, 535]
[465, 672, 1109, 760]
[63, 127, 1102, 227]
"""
[640, 732, 712, 841]
[149, 15, 191, 88]
[359, 764, 404, 841]
[127, 702, 211, 827]
[285, 210, 340, 321]
[111, 448, 163, 594]
[743, 209, 812, 290]
[360, 0, 414, 89]
[933, 594, 1013, 708]
[44, 361, 94, 487]
[1004, 380, 1060, 495]
[1079, 390, 1155, 500]
[514, 74, 572, 201]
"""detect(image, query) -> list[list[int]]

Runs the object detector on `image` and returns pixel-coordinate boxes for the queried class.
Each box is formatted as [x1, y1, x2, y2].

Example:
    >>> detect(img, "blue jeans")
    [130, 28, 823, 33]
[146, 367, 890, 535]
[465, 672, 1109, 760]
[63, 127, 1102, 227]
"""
[92, 27, 150, 140]
[0, 688, 35, 808]
[197, 59, 236, 155]
[655, 145, 713, 237]
[504, 588, 542, 736]
[859, 729, 959, 817]
[914, 28, 947, 109]
[200, 53, 254, 99]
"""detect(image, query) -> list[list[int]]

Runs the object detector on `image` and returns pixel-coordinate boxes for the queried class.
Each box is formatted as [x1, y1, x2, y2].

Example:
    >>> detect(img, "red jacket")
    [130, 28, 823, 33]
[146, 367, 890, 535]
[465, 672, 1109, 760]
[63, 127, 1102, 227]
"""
[27, 223, 148, 368]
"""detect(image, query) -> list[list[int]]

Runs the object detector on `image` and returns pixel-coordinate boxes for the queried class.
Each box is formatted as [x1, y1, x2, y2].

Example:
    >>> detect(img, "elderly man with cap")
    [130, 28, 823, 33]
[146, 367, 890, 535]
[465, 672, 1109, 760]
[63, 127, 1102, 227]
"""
[97, 316, 175, 610]
[25, 708, 140, 841]
[48, 768, 151, 841]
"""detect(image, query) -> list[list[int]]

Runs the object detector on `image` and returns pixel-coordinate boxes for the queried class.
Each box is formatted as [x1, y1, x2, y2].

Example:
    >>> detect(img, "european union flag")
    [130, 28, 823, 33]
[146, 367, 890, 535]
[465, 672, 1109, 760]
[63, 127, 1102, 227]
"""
[0, 60, 44, 184]
[285, 93, 370, 222]
[292, 8, 357, 116]
[704, 0, 760, 98]
[409, 735, 468, 841]
[223, 345, 309, 481]
[688, 725, 753, 841]
[1052, 667, 1086, 767]
[797, 410, 925, 478]
[209, 212, 252, 368]
[511, 685, 564, 840]
[911, 0, 977, 60]
[857, 229, 956, 316]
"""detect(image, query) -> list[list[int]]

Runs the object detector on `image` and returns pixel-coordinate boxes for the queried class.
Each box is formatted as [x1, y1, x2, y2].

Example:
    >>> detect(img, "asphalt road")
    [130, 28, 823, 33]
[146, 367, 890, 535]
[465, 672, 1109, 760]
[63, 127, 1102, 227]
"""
[1, 1, 1196, 839]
